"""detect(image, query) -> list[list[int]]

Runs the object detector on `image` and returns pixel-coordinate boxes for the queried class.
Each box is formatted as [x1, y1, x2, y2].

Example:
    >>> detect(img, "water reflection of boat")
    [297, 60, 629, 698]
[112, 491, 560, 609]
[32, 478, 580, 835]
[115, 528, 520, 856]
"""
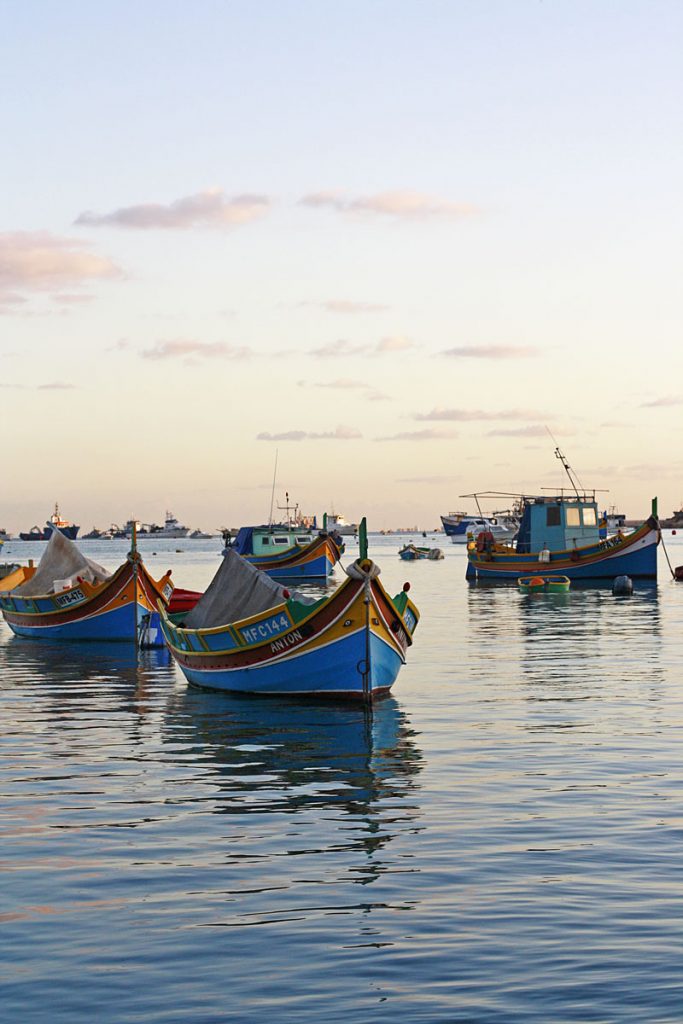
[0, 636, 173, 702]
[162, 690, 423, 814]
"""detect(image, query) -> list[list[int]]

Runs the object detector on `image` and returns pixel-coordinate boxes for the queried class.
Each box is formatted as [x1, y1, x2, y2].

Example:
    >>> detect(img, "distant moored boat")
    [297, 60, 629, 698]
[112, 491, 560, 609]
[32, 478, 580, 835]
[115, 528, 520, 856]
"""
[19, 504, 79, 541]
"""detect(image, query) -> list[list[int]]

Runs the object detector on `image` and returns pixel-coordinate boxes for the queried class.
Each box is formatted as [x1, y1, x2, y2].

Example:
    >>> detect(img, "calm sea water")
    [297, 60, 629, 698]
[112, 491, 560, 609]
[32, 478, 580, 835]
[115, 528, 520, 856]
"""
[2, 534, 683, 1023]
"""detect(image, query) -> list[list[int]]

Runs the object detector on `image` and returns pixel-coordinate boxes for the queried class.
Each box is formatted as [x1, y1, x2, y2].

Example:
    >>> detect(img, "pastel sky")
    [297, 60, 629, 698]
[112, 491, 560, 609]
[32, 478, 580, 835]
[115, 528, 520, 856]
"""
[1, 1, 681, 532]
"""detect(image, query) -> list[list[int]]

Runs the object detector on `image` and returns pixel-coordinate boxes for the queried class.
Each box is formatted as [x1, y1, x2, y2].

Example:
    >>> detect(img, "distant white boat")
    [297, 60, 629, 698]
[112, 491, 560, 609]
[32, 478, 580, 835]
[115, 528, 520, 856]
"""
[440, 512, 517, 545]
[325, 512, 358, 536]
[146, 512, 189, 539]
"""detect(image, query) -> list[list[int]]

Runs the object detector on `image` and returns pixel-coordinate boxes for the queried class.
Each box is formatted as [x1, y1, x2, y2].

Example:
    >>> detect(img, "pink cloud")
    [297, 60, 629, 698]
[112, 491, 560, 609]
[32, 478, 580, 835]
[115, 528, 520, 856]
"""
[300, 190, 479, 221]
[51, 293, 94, 305]
[310, 339, 369, 358]
[375, 335, 416, 353]
[310, 336, 416, 358]
[641, 396, 683, 408]
[487, 425, 549, 437]
[320, 300, 388, 314]
[76, 188, 270, 230]
[257, 425, 362, 441]
[376, 428, 458, 442]
[441, 345, 539, 359]
[141, 339, 252, 361]
[415, 407, 549, 422]
[0, 231, 120, 303]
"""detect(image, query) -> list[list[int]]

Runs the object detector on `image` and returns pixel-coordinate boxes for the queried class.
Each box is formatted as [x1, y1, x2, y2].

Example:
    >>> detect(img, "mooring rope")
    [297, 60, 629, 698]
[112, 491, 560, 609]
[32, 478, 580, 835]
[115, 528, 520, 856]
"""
[657, 520, 677, 579]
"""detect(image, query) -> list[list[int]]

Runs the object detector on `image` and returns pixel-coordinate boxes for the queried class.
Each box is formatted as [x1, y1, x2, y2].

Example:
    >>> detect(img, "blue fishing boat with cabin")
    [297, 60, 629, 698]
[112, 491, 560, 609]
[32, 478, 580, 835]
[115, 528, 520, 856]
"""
[465, 448, 660, 583]
[224, 501, 344, 580]
[466, 493, 659, 582]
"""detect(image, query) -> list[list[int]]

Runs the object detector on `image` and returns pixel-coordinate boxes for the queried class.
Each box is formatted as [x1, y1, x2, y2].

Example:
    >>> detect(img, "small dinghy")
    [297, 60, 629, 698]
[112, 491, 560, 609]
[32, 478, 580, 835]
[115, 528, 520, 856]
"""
[518, 575, 571, 594]
[399, 543, 444, 561]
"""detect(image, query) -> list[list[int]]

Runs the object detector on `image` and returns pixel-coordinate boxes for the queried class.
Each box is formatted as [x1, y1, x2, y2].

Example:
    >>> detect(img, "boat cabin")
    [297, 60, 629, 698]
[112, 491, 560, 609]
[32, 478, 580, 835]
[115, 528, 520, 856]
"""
[232, 524, 315, 557]
[515, 496, 600, 554]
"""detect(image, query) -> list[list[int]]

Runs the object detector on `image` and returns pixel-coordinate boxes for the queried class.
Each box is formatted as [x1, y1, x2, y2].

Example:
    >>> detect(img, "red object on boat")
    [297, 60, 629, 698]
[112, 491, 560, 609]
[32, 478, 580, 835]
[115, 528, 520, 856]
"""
[168, 588, 203, 614]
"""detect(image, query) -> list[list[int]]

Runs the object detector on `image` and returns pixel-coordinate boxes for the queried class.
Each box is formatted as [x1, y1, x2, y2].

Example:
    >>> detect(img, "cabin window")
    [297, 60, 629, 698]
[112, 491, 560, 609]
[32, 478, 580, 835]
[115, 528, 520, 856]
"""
[582, 507, 597, 526]
[546, 507, 561, 527]
[566, 508, 581, 527]
[273, 537, 289, 545]
[262, 537, 270, 544]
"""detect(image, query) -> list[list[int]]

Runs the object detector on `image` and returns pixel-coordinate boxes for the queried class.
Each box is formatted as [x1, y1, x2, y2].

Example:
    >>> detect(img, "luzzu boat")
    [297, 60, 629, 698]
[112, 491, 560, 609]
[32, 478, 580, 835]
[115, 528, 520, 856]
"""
[160, 520, 419, 701]
[226, 513, 344, 580]
[0, 529, 173, 644]
[466, 493, 660, 582]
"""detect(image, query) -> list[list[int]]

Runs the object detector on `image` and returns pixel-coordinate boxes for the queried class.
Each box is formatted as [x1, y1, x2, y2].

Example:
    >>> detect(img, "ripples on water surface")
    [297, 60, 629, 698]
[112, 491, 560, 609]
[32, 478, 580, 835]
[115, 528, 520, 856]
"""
[2, 536, 683, 1022]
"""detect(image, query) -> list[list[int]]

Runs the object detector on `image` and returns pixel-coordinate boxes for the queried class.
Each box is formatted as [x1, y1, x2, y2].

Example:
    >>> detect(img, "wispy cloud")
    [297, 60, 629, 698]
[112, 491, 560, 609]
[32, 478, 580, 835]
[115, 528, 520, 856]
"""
[310, 340, 369, 358]
[487, 425, 549, 437]
[257, 425, 362, 441]
[415, 407, 549, 422]
[298, 377, 392, 402]
[376, 428, 458, 442]
[396, 475, 457, 484]
[51, 293, 93, 305]
[300, 189, 479, 221]
[0, 381, 76, 391]
[641, 396, 683, 408]
[310, 335, 417, 358]
[301, 377, 369, 391]
[0, 231, 120, 304]
[76, 188, 270, 230]
[441, 345, 539, 359]
[304, 299, 389, 314]
[376, 335, 415, 353]
[140, 339, 252, 361]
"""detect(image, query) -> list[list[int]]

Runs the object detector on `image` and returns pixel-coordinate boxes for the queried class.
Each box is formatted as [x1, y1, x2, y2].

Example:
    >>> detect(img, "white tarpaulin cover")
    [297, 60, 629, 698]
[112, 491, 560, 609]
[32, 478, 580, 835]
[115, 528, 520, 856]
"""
[14, 529, 112, 597]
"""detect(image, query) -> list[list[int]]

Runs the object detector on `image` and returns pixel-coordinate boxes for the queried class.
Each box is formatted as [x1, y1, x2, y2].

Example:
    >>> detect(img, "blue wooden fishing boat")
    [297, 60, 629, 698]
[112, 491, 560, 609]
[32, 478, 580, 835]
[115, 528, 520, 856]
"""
[0, 529, 173, 644]
[225, 503, 344, 580]
[467, 495, 659, 582]
[160, 520, 419, 701]
[466, 448, 660, 582]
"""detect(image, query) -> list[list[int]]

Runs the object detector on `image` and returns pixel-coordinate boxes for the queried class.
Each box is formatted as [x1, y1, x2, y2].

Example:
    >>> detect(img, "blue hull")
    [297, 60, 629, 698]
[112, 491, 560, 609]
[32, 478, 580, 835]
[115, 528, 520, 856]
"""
[180, 630, 404, 699]
[466, 542, 658, 581]
[248, 552, 333, 580]
[442, 521, 470, 538]
[7, 604, 165, 644]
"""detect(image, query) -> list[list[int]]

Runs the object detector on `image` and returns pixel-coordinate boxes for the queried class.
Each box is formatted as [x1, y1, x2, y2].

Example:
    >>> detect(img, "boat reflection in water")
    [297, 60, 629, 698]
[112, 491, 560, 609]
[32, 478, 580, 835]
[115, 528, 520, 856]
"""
[0, 636, 174, 718]
[162, 690, 424, 825]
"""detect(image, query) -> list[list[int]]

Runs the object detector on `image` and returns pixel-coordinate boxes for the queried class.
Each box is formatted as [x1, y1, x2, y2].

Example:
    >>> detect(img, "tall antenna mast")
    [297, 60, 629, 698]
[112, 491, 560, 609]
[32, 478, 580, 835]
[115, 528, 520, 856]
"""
[268, 449, 279, 526]
[545, 426, 583, 499]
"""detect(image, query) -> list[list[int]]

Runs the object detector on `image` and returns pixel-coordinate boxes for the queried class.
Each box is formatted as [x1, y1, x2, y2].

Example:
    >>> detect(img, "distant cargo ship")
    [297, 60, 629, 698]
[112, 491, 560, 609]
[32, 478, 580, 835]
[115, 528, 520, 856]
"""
[19, 504, 79, 541]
